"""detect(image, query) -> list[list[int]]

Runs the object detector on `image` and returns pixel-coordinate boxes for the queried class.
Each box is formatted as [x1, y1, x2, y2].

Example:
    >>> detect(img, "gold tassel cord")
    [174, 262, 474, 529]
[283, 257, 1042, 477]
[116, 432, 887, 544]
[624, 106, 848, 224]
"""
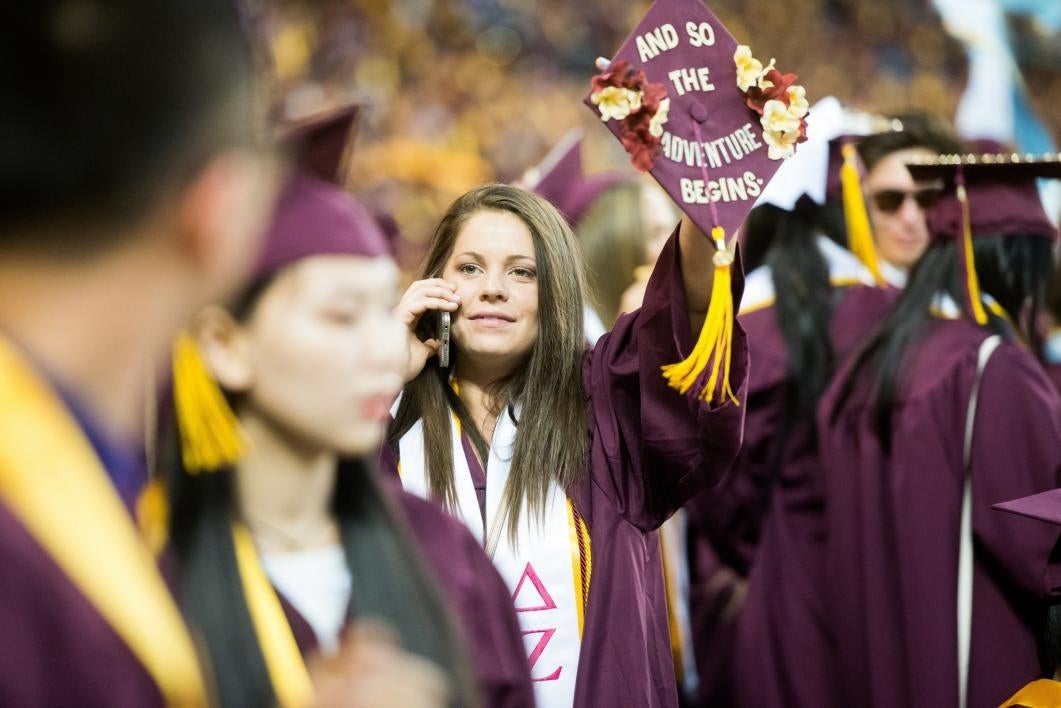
[957, 184, 989, 326]
[840, 143, 885, 286]
[661, 227, 739, 405]
[172, 332, 245, 473]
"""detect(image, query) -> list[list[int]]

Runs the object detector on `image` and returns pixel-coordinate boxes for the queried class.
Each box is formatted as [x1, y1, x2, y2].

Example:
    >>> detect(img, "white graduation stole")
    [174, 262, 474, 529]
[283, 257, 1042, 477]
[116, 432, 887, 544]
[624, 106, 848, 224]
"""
[399, 404, 589, 708]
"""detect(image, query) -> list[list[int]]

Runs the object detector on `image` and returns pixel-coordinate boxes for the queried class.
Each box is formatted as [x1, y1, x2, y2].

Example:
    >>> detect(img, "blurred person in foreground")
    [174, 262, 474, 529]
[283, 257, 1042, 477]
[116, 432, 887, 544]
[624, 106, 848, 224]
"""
[857, 113, 964, 287]
[0, 1, 277, 705]
[159, 105, 531, 708]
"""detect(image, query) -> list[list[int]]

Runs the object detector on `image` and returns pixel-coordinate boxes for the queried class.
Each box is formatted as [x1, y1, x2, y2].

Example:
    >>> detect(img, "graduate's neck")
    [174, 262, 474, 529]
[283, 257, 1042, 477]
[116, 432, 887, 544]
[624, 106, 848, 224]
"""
[234, 410, 339, 553]
[0, 245, 192, 442]
[454, 362, 516, 445]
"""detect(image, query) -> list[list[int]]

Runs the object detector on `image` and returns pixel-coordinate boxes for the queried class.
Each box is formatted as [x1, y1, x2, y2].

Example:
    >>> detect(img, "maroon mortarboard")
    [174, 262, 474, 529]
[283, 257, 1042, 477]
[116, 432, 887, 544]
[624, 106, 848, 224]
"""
[255, 103, 390, 278]
[992, 488, 1061, 527]
[281, 104, 361, 183]
[584, 0, 810, 404]
[906, 152, 1061, 324]
[524, 131, 629, 227]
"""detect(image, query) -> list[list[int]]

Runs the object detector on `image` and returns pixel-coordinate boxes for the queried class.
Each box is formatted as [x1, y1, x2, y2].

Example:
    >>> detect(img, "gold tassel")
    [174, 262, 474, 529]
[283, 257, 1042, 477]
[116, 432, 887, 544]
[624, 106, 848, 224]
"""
[172, 332, 245, 473]
[957, 184, 988, 325]
[661, 227, 739, 405]
[840, 143, 886, 286]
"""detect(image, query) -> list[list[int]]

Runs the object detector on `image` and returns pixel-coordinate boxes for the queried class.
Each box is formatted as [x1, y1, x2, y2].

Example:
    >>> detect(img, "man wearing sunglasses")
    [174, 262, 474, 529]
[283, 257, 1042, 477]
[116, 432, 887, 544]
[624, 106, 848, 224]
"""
[857, 113, 964, 286]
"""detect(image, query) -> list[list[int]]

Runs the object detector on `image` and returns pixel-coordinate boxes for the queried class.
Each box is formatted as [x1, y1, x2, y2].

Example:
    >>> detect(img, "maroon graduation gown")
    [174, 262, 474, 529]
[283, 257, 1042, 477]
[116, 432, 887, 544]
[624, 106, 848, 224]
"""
[817, 317, 1061, 707]
[685, 283, 896, 707]
[0, 502, 165, 707]
[280, 485, 536, 708]
[0, 369, 165, 707]
[382, 231, 749, 707]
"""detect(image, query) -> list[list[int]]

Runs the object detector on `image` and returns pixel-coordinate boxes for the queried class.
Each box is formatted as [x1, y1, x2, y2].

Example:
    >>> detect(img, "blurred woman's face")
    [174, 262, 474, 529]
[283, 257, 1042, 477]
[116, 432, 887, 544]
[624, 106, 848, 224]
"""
[226, 255, 405, 456]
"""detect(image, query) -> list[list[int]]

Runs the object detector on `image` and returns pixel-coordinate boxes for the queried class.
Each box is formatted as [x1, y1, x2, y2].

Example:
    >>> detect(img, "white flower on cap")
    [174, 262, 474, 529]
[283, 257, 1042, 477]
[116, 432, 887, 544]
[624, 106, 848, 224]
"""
[591, 86, 643, 122]
[648, 98, 671, 138]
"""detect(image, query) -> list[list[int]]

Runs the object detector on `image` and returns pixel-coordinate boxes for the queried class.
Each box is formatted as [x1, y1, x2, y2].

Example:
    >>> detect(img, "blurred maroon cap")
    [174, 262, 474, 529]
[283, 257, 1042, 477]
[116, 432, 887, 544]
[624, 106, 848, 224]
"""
[907, 151, 1061, 243]
[993, 487, 1061, 527]
[525, 132, 629, 227]
[255, 104, 390, 277]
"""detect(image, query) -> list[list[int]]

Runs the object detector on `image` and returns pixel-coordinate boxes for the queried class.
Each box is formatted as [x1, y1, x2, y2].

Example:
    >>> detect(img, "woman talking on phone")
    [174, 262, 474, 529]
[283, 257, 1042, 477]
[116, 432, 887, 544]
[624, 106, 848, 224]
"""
[382, 177, 748, 708]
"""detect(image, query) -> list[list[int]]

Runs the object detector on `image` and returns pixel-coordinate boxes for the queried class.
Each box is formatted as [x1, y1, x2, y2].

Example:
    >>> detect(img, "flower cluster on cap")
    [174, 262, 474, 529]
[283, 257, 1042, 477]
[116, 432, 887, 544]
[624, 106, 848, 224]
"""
[590, 60, 671, 171]
[734, 45, 808, 160]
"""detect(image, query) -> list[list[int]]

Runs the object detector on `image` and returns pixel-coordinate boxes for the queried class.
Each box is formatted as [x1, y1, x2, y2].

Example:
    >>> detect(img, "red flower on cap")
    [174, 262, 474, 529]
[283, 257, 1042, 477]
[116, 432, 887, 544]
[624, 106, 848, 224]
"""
[743, 69, 797, 114]
[590, 61, 670, 172]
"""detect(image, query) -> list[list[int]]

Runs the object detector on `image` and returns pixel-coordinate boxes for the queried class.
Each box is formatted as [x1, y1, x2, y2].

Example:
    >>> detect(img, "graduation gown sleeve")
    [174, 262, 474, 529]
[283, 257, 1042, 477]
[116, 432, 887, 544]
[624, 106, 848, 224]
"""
[581, 228, 749, 532]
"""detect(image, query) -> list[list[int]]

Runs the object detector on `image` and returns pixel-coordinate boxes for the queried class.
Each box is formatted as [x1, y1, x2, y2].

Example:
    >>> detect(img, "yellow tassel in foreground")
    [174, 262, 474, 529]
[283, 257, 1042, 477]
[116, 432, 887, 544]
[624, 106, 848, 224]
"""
[661, 227, 739, 405]
[172, 332, 245, 473]
[957, 184, 988, 325]
[840, 143, 885, 286]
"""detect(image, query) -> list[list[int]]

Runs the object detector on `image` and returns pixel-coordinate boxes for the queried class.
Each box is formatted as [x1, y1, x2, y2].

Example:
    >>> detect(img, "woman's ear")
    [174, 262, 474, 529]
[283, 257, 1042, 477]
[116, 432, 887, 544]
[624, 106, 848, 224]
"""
[192, 304, 255, 393]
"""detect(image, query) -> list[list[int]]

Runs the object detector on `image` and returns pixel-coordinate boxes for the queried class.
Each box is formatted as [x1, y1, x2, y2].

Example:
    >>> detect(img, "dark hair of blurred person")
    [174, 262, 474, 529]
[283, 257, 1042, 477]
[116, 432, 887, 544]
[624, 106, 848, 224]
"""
[1043, 260, 1061, 395]
[0, 2, 278, 707]
[856, 113, 965, 278]
[838, 232, 1052, 449]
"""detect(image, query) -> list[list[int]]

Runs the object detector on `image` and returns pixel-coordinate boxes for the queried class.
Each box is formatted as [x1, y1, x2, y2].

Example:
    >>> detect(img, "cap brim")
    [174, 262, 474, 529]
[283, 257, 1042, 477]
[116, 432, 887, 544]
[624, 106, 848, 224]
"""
[907, 153, 1061, 181]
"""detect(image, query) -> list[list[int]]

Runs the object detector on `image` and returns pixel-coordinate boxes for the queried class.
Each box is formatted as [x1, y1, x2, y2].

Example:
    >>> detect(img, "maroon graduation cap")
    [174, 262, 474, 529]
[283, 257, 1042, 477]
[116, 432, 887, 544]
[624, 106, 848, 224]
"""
[993, 488, 1061, 527]
[584, 0, 809, 403]
[524, 131, 628, 227]
[255, 104, 390, 278]
[906, 152, 1060, 325]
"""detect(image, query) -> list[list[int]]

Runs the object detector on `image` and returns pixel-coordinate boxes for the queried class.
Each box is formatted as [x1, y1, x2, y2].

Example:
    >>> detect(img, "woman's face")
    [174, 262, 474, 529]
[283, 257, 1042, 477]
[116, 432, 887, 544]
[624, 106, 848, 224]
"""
[215, 254, 405, 456]
[442, 210, 540, 377]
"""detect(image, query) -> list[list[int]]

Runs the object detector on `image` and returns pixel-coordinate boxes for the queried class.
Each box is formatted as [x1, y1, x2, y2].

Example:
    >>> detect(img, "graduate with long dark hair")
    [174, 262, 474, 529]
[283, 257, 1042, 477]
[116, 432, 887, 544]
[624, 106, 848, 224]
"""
[0, 2, 278, 705]
[684, 99, 897, 708]
[160, 107, 532, 708]
[818, 154, 1061, 707]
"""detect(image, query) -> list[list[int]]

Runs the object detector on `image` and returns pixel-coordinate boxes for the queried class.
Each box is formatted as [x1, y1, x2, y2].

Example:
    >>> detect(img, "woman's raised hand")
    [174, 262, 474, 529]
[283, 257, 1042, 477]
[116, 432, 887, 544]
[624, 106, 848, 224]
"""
[394, 278, 461, 383]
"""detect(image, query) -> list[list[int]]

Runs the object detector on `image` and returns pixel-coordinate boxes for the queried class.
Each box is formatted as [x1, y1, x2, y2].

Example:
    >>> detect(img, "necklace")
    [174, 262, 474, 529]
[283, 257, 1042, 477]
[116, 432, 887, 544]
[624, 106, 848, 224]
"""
[242, 512, 340, 553]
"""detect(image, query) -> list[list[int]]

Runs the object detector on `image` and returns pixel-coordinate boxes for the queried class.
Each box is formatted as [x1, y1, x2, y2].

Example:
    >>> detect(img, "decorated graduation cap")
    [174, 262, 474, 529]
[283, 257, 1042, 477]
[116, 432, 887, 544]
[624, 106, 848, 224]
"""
[585, 0, 809, 403]
[754, 97, 901, 284]
[906, 151, 1061, 326]
[523, 130, 629, 227]
[173, 103, 388, 473]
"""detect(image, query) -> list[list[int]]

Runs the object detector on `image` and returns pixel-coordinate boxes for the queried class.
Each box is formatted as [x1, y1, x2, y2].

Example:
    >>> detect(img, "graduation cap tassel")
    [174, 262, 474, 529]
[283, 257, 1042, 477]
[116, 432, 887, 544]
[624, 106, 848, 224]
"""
[172, 332, 245, 474]
[840, 143, 885, 286]
[661, 226, 738, 405]
[956, 177, 989, 326]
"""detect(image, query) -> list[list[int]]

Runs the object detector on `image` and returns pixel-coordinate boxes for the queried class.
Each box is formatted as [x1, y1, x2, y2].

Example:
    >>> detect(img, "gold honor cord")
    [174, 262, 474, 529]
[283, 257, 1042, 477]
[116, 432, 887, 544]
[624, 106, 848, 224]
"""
[231, 522, 315, 708]
[566, 500, 592, 637]
[0, 338, 206, 707]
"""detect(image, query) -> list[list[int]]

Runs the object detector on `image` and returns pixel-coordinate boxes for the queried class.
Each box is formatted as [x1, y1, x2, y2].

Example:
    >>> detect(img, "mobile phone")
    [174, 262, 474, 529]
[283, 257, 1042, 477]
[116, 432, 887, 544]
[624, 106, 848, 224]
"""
[438, 311, 451, 368]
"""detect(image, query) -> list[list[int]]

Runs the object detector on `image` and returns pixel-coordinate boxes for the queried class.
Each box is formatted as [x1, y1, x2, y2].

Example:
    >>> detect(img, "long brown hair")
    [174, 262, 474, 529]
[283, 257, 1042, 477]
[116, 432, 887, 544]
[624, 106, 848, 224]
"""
[388, 184, 589, 538]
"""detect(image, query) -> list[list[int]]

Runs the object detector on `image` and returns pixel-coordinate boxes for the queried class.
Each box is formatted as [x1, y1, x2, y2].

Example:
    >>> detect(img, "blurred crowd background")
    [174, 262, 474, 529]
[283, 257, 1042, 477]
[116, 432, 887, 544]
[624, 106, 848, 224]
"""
[243, 0, 1061, 272]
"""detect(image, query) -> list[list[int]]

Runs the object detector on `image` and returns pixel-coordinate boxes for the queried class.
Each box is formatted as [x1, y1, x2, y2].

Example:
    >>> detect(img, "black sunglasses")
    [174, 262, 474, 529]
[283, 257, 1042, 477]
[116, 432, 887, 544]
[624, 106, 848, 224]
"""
[870, 187, 944, 213]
